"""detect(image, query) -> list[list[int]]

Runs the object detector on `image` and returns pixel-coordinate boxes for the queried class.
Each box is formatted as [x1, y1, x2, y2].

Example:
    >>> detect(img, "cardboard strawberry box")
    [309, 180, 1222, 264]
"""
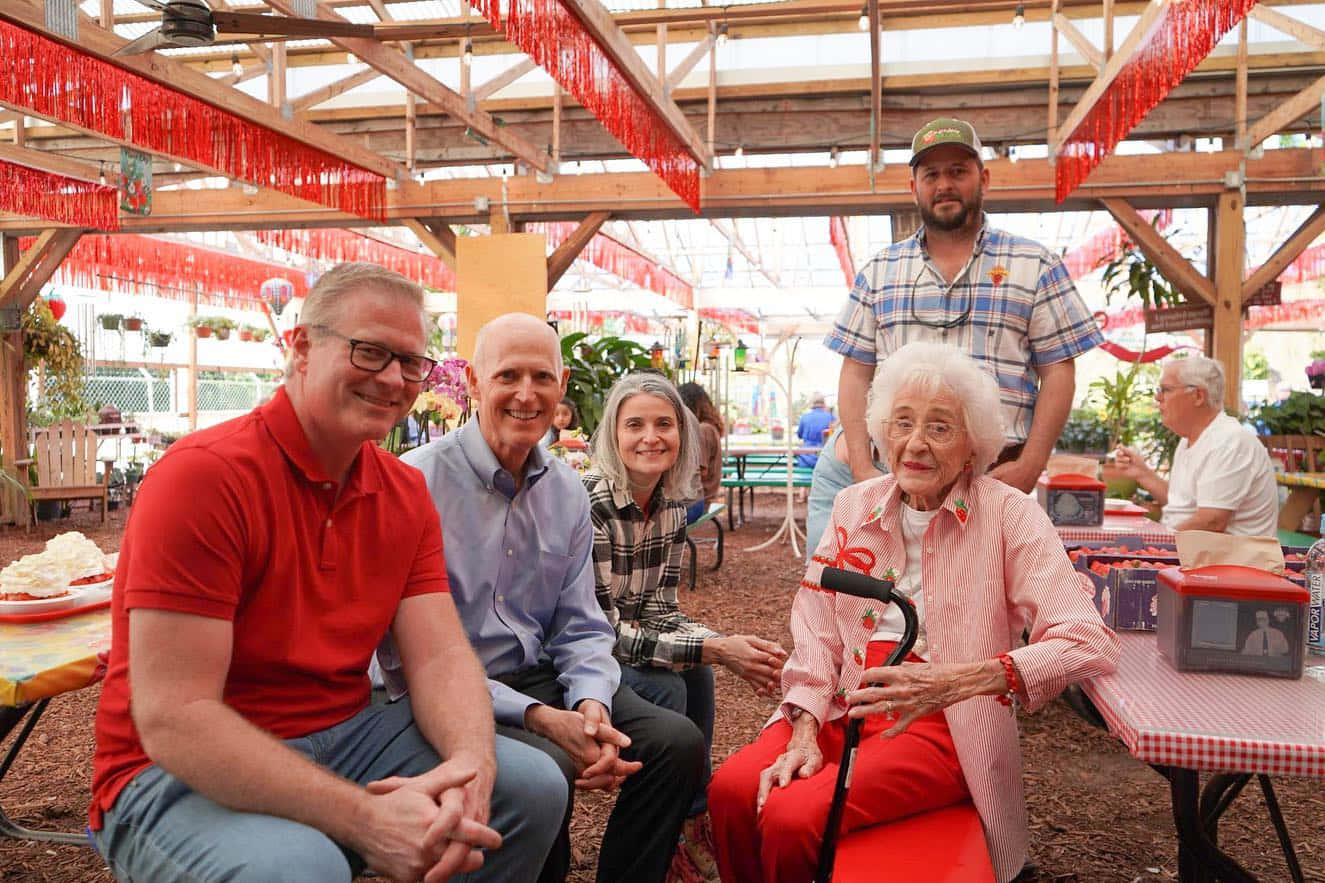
[1078, 555, 1179, 631]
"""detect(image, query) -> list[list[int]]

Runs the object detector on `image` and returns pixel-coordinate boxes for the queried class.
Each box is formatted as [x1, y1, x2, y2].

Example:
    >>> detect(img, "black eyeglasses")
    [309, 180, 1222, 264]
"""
[908, 264, 973, 329]
[306, 324, 437, 382]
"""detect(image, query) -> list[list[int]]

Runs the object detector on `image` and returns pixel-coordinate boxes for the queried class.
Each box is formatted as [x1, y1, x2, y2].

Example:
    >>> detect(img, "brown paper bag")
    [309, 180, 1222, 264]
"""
[1045, 455, 1101, 479]
[1175, 530, 1285, 574]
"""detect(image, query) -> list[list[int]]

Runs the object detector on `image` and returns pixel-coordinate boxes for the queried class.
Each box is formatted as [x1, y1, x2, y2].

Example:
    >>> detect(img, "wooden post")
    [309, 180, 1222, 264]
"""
[1212, 188, 1245, 413]
[1049, 0, 1060, 155]
[1103, 0, 1114, 60]
[1236, 18, 1248, 145]
[868, 0, 881, 178]
[188, 286, 199, 431]
[551, 86, 563, 167]
[706, 28, 717, 158]
[269, 42, 286, 111]
[0, 235, 26, 524]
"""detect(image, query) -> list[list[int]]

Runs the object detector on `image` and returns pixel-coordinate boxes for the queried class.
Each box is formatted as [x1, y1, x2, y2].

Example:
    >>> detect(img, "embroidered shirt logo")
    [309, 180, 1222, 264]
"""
[988, 265, 1008, 286]
[953, 498, 970, 525]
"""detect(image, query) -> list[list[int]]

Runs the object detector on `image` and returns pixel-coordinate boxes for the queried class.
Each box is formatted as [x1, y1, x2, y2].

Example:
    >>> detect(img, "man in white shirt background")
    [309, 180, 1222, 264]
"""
[1112, 355, 1278, 537]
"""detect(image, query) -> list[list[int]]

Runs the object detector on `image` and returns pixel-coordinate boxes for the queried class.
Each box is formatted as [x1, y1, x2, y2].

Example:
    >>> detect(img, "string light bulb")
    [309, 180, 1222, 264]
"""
[462, 39, 472, 68]
[1012, 3, 1025, 28]
[858, 5, 869, 31]
[230, 53, 242, 78]
[734, 145, 744, 159]
[715, 23, 728, 48]
[829, 146, 839, 168]
[98, 162, 106, 186]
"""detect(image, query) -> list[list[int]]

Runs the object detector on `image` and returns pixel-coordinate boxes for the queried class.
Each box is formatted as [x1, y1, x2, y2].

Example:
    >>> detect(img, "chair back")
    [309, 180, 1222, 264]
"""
[1261, 434, 1325, 473]
[33, 419, 100, 488]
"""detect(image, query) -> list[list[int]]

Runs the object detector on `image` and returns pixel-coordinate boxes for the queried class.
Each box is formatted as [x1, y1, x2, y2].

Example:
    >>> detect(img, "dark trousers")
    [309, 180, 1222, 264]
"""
[495, 662, 705, 883]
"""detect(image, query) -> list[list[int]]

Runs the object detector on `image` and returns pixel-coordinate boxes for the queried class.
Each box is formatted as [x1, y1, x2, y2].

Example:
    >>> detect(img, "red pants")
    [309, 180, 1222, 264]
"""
[708, 642, 970, 883]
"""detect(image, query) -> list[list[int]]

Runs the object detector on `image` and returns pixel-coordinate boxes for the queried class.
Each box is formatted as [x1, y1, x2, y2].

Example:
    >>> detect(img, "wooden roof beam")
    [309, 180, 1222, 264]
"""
[664, 33, 716, 95]
[1241, 203, 1325, 298]
[1239, 71, 1325, 151]
[547, 211, 612, 291]
[404, 218, 458, 271]
[0, 142, 103, 184]
[290, 65, 383, 114]
[1053, 11, 1103, 71]
[0, 0, 402, 181]
[1052, 0, 1169, 154]
[0, 228, 83, 309]
[1100, 196, 1215, 305]
[472, 59, 538, 105]
[261, 0, 549, 173]
[560, 0, 714, 171]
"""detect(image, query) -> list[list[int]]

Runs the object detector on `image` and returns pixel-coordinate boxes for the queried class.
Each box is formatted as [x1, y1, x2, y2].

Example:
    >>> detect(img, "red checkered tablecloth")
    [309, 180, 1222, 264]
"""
[1056, 514, 1175, 545]
[1082, 633, 1325, 778]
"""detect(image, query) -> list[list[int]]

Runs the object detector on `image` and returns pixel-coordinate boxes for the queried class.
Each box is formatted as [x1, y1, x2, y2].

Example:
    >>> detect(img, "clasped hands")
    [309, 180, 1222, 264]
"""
[526, 699, 642, 791]
[358, 758, 502, 883]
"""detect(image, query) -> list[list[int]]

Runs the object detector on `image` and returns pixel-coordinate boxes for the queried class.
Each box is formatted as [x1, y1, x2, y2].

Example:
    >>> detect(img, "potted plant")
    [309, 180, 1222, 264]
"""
[1307, 350, 1325, 391]
[123, 315, 145, 331]
[188, 315, 214, 338]
[212, 317, 237, 341]
[250, 326, 271, 342]
[21, 300, 86, 412]
[238, 324, 256, 342]
[561, 332, 660, 434]
[99, 313, 124, 331]
[147, 329, 172, 347]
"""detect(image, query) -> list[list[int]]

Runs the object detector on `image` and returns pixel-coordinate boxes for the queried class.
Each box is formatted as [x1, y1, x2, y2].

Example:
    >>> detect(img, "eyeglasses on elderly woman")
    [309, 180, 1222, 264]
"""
[881, 417, 961, 445]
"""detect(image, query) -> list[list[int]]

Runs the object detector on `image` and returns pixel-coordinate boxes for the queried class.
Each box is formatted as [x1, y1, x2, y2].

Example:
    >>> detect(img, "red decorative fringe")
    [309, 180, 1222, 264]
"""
[1061, 209, 1171, 279]
[0, 158, 119, 230]
[1097, 340, 1183, 362]
[546, 308, 653, 334]
[255, 229, 456, 291]
[828, 217, 855, 289]
[532, 222, 694, 309]
[698, 307, 759, 336]
[19, 233, 310, 307]
[0, 19, 385, 221]
[1054, 0, 1256, 202]
[471, 0, 701, 212]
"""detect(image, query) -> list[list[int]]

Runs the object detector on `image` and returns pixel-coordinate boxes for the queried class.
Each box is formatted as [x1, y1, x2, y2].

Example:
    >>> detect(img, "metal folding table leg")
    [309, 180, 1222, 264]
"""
[0, 699, 91, 845]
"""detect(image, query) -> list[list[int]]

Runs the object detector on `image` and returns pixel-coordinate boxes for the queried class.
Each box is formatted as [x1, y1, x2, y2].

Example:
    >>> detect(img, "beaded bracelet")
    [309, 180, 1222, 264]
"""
[995, 652, 1021, 708]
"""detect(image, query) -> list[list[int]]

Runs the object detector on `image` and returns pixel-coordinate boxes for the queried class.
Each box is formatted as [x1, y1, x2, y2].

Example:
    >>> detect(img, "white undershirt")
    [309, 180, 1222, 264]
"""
[869, 503, 935, 659]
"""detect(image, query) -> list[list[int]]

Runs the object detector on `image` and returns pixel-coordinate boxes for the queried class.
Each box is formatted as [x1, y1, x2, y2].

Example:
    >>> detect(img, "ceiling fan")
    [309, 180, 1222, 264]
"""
[114, 0, 375, 56]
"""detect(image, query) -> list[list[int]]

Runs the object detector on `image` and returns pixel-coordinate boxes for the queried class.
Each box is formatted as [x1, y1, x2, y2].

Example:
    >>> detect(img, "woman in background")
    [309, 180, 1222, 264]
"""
[678, 382, 724, 525]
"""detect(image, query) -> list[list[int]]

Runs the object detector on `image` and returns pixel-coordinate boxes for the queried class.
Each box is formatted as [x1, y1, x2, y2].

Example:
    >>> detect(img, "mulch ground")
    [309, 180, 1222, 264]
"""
[2, 491, 1323, 882]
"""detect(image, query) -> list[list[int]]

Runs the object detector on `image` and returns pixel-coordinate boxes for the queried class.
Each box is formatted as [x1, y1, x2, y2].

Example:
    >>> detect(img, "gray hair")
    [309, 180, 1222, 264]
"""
[865, 341, 1006, 475]
[285, 262, 426, 379]
[590, 373, 700, 503]
[1169, 354, 1224, 409]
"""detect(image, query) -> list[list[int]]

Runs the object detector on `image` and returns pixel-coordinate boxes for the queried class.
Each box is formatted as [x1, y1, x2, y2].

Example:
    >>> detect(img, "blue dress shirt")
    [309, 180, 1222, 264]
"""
[377, 419, 620, 727]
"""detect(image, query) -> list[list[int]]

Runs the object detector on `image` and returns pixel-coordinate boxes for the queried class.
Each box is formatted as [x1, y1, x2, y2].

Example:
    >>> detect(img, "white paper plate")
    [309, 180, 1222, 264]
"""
[1104, 498, 1135, 511]
[0, 589, 84, 614]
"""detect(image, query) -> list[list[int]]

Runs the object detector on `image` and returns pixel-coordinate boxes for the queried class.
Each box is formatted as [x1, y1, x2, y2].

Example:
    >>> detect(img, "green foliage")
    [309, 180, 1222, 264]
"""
[560, 332, 663, 435]
[21, 299, 87, 418]
[1250, 391, 1325, 438]
[99, 313, 124, 330]
[1088, 363, 1147, 449]
[1057, 407, 1111, 453]
[1130, 405, 1180, 472]
[1242, 348, 1270, 381]
[1100, 220, 1185, 310]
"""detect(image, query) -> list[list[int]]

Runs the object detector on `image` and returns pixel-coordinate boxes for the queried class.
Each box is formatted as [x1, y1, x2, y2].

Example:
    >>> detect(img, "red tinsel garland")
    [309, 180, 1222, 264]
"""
[470, 0, 700, 212]
[255, 229, 456, 291]
[0, 158, 119, 230]
[0, 19, 385, 220]
[698, 307, 759, 336]
[533, 222, 694, 309]
[1054, 0, 1257, 202]
[19, 233, 309, 307]
[828, 217, 855, 290]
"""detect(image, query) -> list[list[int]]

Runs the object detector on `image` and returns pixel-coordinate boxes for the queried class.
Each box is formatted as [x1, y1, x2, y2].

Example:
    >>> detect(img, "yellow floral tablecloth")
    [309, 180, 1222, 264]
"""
[0, 608, 111, 707]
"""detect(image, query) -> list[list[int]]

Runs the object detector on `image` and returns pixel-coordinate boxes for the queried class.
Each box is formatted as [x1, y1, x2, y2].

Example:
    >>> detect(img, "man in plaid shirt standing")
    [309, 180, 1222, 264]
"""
[807, 117, 1103, 553]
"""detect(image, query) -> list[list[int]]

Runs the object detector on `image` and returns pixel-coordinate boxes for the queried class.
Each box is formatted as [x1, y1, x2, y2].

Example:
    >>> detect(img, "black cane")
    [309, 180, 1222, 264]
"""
[812, 567, 918, 883]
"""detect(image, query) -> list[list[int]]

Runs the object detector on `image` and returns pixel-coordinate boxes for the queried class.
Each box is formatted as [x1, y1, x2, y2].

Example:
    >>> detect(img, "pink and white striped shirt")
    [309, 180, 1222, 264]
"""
[778, 473, 1120, 883]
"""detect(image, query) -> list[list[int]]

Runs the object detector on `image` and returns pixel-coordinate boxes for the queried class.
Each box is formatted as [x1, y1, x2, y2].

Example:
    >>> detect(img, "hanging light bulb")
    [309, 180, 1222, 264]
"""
[829, 146, 839, 168]
[98, 162, 106, 186]
[715, 23, 728, 48]
[858, 5, 869, 31]
[462, 39, 473, 68]
[734, 145, 744, 159]
[1012, 3, 1025, 29]
[345, 51, 357, 65]
[230, 53, 242, 78]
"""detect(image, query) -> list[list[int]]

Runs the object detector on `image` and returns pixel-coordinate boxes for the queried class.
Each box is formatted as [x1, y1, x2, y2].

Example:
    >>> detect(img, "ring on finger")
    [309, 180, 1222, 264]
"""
[883, 699, 895, 717]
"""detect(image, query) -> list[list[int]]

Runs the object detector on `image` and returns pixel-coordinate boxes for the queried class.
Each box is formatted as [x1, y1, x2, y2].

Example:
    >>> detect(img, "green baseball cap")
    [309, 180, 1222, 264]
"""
[910, 117, 983, 167]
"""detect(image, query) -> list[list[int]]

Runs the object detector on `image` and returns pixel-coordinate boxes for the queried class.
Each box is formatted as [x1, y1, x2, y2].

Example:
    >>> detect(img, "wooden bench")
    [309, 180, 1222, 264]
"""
[683, 502, 726, 590]
[19, 420, 113, 527]
[833, 800, 996, 882]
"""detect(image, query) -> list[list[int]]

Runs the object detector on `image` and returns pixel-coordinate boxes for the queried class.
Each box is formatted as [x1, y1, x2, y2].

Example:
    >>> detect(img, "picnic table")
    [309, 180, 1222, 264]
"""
[1275, 472, 1325, 532]
[1082, 632, 1325, 882]
[1, 607, 111, 844]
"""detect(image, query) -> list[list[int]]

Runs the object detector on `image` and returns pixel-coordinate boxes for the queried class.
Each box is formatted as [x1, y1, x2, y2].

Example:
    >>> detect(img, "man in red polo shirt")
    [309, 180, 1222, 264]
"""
[89, 263, 564, 883]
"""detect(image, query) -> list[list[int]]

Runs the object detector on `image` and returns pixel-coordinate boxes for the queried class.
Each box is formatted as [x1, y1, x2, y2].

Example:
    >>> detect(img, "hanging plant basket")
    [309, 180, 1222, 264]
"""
[123, 317, 144, 331]
[194, 325, 213, 338]
[148, 331, 172, 347]
[214, 327, 231, 341]
[238, 328, 253, 342]
[99, 314, 123, 331]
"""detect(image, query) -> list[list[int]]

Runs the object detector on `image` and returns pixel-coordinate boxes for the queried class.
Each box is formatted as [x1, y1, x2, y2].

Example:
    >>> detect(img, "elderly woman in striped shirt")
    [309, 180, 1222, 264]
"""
[583, 373, 788, 860]
[708, 341, 1119, 883]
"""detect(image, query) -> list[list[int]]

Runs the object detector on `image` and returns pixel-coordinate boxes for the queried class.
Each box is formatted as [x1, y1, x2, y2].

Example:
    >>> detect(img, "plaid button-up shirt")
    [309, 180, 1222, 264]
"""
[585, 472, 719, 669]
[824, 216, 1103, 442]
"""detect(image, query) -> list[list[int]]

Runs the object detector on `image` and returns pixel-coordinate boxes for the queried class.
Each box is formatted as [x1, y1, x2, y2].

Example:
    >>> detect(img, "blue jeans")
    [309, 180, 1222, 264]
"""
[620, 663, 714, 816]
[91, 698, 565, 883]
[685, 498, 707, 524]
